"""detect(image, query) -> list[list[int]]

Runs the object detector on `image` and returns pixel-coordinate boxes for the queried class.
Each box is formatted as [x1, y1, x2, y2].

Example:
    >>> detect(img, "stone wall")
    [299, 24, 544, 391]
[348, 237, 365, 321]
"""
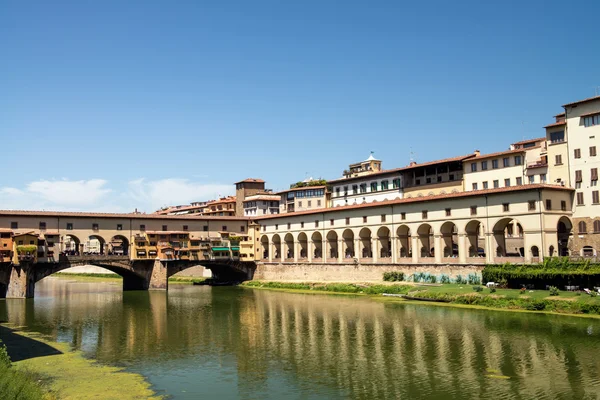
[254, 262, 483, 282]
[571, 217, 600, 256]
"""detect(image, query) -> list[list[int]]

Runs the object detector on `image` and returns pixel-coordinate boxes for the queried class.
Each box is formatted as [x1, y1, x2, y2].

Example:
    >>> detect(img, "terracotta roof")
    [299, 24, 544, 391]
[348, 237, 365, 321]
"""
[13, 231, 39, 237]
[243, 195, 280, 202]
[0, 228, 13, 233]
[563, 95, 600, 107]
[0, 210, 249, 221]
[554, 112, 565, 118]
[277, 185, 327, 194]
[511, 137, 545, 146]
[328, 154, 476, 185]
[252, 184, 573, 221]
[234, 178, 265, 184]
[544, 121, 566, 128]
[580, 110, 600, 118]
[469, 147, 527, 161]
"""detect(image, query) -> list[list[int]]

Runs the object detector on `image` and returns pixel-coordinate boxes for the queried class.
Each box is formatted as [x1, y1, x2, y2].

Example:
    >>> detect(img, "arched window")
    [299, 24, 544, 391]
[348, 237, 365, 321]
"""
[531, 246, 539, 257]
[549, 245, 555, 257]
[594, 220, 600, 233]
[578, 221, 587, 233]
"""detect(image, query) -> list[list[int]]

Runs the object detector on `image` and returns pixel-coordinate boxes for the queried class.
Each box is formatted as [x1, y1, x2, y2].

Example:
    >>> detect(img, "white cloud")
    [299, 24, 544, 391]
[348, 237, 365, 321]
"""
[26, 179, 112, 206]
[125, 178, 233, 212]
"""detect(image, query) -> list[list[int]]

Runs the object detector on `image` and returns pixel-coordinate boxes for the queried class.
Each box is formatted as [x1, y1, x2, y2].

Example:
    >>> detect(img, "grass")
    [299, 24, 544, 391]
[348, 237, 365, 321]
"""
[242, 281, 413, 295]
[0, 340, 49, 400]
[1, 326, 160, 399]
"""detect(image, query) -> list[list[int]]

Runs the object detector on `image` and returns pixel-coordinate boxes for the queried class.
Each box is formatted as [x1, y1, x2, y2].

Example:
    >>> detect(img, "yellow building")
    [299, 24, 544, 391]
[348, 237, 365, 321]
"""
[12, 232, 39, 264]
[0, 229, 14, 263]
[204, 196, 237, 217]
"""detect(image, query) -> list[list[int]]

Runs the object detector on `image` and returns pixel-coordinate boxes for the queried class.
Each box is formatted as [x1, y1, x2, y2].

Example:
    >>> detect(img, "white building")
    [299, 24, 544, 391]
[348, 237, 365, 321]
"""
[243, 195, 280, 216]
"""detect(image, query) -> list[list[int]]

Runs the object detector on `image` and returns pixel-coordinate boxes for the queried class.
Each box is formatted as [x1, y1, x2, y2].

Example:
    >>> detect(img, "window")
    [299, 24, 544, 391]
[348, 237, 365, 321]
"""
[445, 208, 451, 217]
[555, 154, 563, 165]
[222, 225, 227, 231]
[203, 226, 208, 232]
[91, 223, 99, 231]
[593, 191, 600, 204]
[162, 225, 167, 231]
[275, 224, 278, 230]
[117, 224, 123, 231]
[481, 161, 488, 170]
[67, 223, 73, 230]
[289, 223, 293, 229]
[400, 212, 406, 220]
[504, 178, 511, 187]
[575, 170, 582, 183]
[546, 199, 552, 210]
[550, 130, 565, 143]
[181, 225, 187, 231]
[330, 219, 334, 226]
[335, 187, 340, 197]
[315, 220, 319, 228]
[346, 217, 350, 225]
[470, 163, 477, 172]
[343, 186, 348, 196]
[352, 185, 358, 194]
[528, 175, 535, 184]
[492, 159, 499, 169]
[422, 210, 428, 219]
[370, 182, 378, 192]
[298, 201, 302, 207]
[470, 206, 477, 216]
[583, 114, 600, 127]
[514, 155, 522, 165]
[360, 184, 367, 193]
[10, 222, 17, 229]
[308, 200, 312, 207]
[381, 180, 389, 190]
[363, 216, 367, 223]
[574, 148, 581, 159]
[591, 168, 598, 182]
[140, 224, 145, 231]
[591, 146, 597, 157]
[503, 157, 510, 167]
[482, 181, 488, 189]
[381, 214, 386, 222]
[493, 180, 499, 188]
[577, 192, 584, 205]
[561, 200, 567, 211]
[472, 182, 478, 190]
[540, 174, 547, 183]
[503, 203, 510, 212]
[317, 200, 321, 207]
[18, 240, 23, 245]
[393, 178, 401, 189]
[39, 222, 46, 230]
[578, 221, 587, 233]
[595, 220, 600, 233]
[516, 177, 522, 186]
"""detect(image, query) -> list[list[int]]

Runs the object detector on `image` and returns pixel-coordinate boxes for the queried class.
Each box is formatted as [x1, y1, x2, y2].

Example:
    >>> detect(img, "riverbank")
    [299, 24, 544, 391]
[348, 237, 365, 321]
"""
[53, 272, 206, 284]
[0, 324, 160, 399]
[241, 281, 600, 317]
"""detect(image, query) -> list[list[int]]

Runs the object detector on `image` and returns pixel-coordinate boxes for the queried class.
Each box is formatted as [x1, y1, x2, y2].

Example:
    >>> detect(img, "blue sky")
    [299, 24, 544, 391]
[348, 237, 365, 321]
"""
[1, 0, 599, 212]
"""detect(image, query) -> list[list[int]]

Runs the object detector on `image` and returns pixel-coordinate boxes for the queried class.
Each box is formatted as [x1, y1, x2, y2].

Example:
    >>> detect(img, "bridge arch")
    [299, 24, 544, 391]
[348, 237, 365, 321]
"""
[86, 235, 107, 255]
[109, 235, 129, 256]
[62, 234, 83, 255]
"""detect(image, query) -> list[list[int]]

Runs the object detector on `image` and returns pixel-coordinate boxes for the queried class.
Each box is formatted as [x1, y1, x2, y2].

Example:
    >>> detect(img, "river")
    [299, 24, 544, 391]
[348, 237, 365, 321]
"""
[1, 277, 600, 399]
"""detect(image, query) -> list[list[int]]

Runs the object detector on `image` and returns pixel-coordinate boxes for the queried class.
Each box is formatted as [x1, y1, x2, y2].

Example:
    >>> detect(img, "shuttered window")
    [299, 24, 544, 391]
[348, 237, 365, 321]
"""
[593, 191, 600, 204]
[577, 192, 584, 205]
[591, 168, 598, 181]
[591, 146, 597, 157]
[574, 149, 581, 159]
[575, 170, 583, 182]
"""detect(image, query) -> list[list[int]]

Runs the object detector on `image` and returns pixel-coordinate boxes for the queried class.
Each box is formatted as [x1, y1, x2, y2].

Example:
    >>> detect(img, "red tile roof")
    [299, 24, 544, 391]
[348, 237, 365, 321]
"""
[544, 121, 566, 128]
[0, 210, 249, 221]
[562, 95, 600, 107]
[470, 147, 528, 161]
[511, 137, 545, 146]
[252, 184, 573, 221]
[580, 110, 600, 118]
[553, 112, 565, 118]
[234, 178, 265, 184]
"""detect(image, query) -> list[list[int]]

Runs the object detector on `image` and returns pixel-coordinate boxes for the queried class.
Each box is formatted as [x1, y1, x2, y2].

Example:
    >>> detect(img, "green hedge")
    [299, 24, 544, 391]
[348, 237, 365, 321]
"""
[483, 258, 600, 281]
[0, 340, 46, 400]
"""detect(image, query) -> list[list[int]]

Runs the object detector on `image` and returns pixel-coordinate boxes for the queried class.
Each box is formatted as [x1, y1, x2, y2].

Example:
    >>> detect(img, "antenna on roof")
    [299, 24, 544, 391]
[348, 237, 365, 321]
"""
[409, 147, 416, 163]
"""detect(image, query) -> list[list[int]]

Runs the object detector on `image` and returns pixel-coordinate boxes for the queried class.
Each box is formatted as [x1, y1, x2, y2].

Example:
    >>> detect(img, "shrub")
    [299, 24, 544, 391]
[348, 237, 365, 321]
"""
[468, 273, 481, 285]
[489, 287, 496, 293]
[473, 285, 483, 292]
[525, 300, 547, 311]
[549, 286, 559, 296]
[455, 275, 466, 284]
[440, 274, 450, 284]
[0, 342, 10, 367]
[383, 271, 404, 282]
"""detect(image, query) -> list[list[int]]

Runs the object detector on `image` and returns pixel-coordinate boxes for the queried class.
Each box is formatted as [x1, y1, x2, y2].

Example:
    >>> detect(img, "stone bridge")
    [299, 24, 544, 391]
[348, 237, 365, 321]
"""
[0, 255, 256, 298]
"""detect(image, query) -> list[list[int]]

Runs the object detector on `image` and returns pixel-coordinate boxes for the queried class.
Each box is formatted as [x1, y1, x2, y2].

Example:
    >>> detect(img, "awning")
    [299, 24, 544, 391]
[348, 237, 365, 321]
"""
[212, 247, 230, 251]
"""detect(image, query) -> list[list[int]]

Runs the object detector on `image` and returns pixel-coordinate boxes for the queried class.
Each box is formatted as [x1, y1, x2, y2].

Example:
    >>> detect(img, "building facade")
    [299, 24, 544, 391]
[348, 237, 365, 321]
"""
[243, 194, 280, 216]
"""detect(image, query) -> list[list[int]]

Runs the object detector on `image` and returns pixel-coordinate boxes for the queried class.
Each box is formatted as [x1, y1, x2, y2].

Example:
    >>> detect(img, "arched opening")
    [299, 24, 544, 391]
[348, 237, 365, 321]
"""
[417, 224, 433, 258]
[284, 233, 294, 260]
[260, 235, 269, 259]
[492, 218, 524, 261]
[557, 217, 573, 256]
[298, 232, 308, 259]
[549, 245, 555, 257]
[109, 235, 129, 256]
[85, 235, 106, 255]
[377, 227, 391, 259]
[440, 222, 458, 259]
[359, 228, 372, 259]
[326, 231, 338, 260]
[465, 220, 485, 258]
[594, 220, 600, 233]
[531, 246, 540, 259]
[397, 225, 411, 258]
[342, 229, 355, 258]
[272, 234, 281, 260]
[578, 221, 587, 234]
[311, 232, 323, 259]
[62, 234, 82, 255]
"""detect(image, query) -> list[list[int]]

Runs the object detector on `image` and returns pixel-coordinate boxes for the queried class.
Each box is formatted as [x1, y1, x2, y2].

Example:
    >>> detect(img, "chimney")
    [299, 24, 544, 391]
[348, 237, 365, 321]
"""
[409, 161, 417, 166]
[474, 150, 480, 157]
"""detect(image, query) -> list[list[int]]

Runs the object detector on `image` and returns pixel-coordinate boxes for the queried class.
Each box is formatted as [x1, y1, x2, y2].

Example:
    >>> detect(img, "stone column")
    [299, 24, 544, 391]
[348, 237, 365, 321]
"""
[411, 236, 419, 264]
[391, 236, 398, 264]
[268, 242, 273, 262]
[372, 238, 378, 263]
[6, 264, 35, 298]
[149, 259, 168, 290]
[338, 239, 344, 263]
[293, 241, 299, 262]
[434, 234, 442, 264]
[485, 233, 495, 264]
[458, 233, 467, 264]
[355, 238, 361, 259]
[307, 241, 313, 263]
[322, 239, 327, 264]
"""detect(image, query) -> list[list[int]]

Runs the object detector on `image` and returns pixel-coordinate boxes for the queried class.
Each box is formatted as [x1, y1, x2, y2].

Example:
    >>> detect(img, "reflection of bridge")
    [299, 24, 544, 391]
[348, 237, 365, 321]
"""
[0, 255, 256, 298]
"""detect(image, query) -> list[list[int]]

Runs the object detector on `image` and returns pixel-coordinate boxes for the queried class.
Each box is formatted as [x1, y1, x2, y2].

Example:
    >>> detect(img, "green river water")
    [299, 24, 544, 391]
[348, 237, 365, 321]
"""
[1, 277, 600, 399]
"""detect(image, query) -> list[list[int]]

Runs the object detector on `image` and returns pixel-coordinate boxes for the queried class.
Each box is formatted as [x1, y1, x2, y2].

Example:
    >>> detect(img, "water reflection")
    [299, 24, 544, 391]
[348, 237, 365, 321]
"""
[1, 277, 600, 399]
